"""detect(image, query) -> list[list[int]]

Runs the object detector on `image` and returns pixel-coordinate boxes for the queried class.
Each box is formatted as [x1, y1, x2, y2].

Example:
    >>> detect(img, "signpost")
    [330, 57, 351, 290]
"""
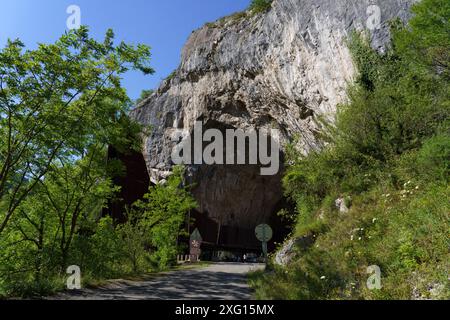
[189, 228, 202, 262]
[255, 224, 273, 263]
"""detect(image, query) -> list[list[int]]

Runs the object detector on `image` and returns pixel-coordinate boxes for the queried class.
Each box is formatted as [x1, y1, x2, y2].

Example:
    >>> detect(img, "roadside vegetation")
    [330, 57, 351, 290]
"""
[0, 27, 197, 298]
[250, 0, 449, 300]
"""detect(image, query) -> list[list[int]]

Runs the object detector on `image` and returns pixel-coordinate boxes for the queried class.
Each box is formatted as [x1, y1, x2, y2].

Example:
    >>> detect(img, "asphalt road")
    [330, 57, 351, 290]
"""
[54, 263, 265, 300]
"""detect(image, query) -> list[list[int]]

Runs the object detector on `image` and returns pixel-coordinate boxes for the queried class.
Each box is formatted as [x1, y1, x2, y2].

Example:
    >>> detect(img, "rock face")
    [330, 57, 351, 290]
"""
[128, 0, 415, 249]
[275, 235, 314, 266]
[335, 197, 350, 214]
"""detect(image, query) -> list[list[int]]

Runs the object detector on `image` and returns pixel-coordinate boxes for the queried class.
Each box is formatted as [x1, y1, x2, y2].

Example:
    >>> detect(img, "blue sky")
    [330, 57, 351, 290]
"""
[0, 0, 250, 100]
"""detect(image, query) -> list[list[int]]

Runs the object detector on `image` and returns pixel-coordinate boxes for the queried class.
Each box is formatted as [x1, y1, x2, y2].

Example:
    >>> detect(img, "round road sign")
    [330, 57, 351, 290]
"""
[255, 224, 273, 242]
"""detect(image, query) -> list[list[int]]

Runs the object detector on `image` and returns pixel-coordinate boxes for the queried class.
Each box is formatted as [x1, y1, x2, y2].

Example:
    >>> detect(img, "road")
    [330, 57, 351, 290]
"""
[54, 263, 265, 300]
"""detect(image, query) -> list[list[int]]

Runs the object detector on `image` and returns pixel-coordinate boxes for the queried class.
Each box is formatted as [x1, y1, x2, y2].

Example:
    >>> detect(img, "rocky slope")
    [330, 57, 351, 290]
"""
[128, 0, 415, 248]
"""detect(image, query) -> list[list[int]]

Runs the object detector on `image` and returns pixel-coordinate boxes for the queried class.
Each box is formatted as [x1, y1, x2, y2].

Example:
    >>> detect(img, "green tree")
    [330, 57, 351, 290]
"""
[116, 208, 152, 273]
[134, 166, 198, 268]
[0, 26, 154, 235]
[0, 146, 117, 292]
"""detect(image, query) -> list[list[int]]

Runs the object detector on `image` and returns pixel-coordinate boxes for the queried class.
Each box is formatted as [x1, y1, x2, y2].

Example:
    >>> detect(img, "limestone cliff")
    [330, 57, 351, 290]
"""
[128, 0, 415, 249]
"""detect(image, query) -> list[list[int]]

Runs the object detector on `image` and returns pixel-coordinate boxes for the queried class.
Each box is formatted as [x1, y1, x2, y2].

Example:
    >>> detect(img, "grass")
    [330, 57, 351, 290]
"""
[249, 0, 273, 14]
[206, 11, 248, 29]
[204, 0, 272, 29]
[249, 182, 450, 300]
[165, 70, 177, 82]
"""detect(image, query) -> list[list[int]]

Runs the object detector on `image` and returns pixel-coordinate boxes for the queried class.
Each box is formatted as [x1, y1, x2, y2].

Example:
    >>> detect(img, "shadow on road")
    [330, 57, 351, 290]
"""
[56, 263, 264, 300]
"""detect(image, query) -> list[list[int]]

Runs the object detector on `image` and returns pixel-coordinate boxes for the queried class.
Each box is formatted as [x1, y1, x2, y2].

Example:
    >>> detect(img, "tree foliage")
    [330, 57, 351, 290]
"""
[134, 166, 198, 268]
[0, 27, 155, 296]
[0, 26, 153, 235]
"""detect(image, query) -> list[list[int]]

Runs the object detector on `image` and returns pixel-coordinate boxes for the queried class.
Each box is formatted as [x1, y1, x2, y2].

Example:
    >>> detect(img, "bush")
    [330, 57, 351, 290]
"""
[416, 135, 450, 182]
[134, 166, 197, 268]
[249, 0, 272, 14]
[116, 210, 154, 274]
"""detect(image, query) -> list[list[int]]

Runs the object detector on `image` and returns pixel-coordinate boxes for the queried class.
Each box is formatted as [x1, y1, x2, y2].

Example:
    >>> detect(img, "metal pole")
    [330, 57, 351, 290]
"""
[262, 241, 268, 263]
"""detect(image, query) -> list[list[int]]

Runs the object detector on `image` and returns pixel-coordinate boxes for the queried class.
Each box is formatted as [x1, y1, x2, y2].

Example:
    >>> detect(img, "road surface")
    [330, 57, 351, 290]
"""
[54, 263, 265, 300]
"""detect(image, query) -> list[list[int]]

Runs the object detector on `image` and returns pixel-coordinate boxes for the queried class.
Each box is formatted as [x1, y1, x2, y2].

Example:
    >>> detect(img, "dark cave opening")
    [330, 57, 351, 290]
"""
[106, 146, 291, 258]
[105, 146, 151, 224]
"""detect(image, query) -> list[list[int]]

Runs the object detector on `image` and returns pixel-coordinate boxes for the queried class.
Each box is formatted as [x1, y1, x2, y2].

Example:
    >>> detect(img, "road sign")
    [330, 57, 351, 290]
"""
[255, 224, 273, 242]
[190, 228, 203, 242]
[189, 228, 202, 263]
[255, 224, 273, 263]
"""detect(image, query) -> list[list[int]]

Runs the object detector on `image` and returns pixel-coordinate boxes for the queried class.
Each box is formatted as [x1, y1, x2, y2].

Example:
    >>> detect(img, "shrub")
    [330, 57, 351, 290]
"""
[134, 166, 197, 268]
[249, 0, 272, 14]
[416, 135, 450, 182]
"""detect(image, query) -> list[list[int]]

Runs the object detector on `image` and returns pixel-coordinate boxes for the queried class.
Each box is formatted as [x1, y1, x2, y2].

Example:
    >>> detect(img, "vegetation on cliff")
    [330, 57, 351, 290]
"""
[250, 0, 449, 300]
[249, 0, 273, 14]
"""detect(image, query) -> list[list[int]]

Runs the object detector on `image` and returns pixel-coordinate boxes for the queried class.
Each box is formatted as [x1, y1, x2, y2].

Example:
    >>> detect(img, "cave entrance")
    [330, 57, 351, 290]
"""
[106, 147, 291, 261]
[184, 163, 290, 261]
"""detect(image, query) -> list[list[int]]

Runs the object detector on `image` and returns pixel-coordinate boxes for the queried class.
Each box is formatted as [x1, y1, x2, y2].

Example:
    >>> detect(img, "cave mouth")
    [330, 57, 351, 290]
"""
[187, 163, 290, 257]
[180, 119, 290, 256]
[107, 147, 291, 259]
